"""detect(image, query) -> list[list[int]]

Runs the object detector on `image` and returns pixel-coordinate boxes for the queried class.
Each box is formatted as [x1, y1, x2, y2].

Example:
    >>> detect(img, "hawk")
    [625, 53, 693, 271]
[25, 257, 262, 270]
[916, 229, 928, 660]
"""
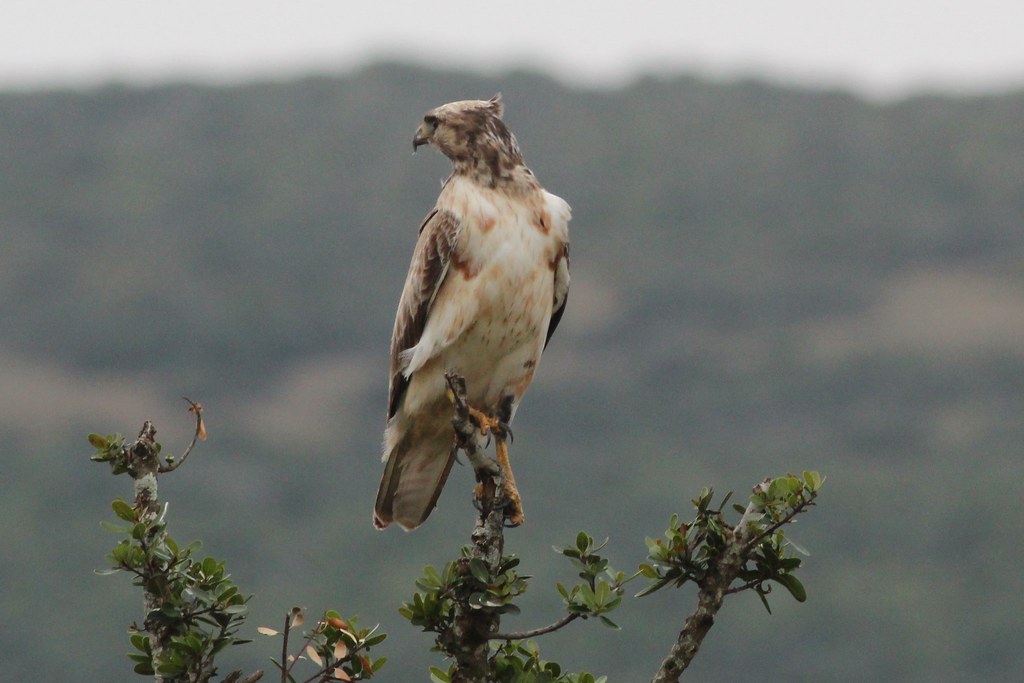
[373, 94, 571, 531]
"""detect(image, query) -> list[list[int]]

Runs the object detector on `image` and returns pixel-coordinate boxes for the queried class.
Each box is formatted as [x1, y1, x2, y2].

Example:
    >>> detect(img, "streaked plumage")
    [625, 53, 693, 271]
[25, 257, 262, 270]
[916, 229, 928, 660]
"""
[373, 95, 570, 530]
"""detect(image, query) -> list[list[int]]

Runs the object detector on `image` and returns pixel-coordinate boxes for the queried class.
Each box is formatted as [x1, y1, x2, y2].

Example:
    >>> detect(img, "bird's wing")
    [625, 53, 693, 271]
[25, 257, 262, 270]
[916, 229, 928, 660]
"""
[546, 240, 570, 348]
[388, 208, 460, 419]
[543, 191, 571, 348]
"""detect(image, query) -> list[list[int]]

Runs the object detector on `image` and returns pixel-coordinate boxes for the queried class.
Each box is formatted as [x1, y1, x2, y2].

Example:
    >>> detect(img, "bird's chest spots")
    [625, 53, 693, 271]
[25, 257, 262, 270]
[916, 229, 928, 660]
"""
[460, 242, 551, 349]
[463, 230, 550, 319]
[454, 205, 555, 283]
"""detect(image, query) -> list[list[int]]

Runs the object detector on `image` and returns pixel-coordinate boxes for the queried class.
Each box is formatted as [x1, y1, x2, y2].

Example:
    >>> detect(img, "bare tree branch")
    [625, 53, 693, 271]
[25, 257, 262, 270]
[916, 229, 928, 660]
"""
[493, 612, 580, 641]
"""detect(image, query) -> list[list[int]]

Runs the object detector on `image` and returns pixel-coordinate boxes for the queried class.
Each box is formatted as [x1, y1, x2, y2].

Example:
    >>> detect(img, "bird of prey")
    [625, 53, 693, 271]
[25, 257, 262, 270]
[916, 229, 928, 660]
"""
[373, 94, 571, 531]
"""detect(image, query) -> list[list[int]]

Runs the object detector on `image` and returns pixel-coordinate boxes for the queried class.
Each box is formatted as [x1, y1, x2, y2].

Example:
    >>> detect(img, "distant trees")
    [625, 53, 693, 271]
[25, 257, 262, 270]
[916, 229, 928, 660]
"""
[89, 391, 822, 682]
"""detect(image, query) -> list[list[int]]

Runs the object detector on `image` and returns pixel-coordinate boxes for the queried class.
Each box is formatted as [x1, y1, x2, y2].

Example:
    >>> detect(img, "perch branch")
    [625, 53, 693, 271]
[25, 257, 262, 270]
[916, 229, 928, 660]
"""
[443, 372, 509, 683]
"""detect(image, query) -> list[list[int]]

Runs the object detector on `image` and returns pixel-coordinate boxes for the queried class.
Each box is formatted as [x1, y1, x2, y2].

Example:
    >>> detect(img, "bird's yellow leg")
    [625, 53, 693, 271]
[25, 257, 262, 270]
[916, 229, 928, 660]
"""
[495, 438, 524, 526]
[465, 405, 522, 524]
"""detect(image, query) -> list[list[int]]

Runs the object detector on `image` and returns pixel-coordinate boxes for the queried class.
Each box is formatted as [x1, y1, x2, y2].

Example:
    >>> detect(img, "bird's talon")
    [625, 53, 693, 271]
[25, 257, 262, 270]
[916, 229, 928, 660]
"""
[503, 516, 523, 528]
[498, 421, 514, 443]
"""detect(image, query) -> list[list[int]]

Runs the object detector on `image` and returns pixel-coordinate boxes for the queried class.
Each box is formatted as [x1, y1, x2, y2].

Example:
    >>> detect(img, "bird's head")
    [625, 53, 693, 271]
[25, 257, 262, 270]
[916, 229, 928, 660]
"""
[412, 94, 524, 178]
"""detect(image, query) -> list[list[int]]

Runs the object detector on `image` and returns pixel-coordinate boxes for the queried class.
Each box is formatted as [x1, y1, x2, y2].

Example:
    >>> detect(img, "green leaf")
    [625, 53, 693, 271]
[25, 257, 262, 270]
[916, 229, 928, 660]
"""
[637, 564, 658, 578]
[767, 477, 791, 501]
[111, 499, 136, 522]
[468, 558, 490, 584]
[365, 632, 387, 647]
[156, 663, 185, 675]
[88, 433, 109, 449]
[133, 662, 155, 676]
[576, 531, 591, 554]
[558, 546, 581, 559]
[429, 665, 451, 682]
[634, 575, 674, 598]
[776, 573, 807, 602]
[806, 470, 824, 491]
[100, 520, 131, 534]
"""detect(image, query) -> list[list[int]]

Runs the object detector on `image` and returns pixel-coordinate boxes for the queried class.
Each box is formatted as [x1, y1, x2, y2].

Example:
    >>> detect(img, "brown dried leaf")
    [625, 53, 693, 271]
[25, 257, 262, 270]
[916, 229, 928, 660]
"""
[306, 645, 323, 667]
[256, 626, 279, 636]
[333, 640, 349, 660]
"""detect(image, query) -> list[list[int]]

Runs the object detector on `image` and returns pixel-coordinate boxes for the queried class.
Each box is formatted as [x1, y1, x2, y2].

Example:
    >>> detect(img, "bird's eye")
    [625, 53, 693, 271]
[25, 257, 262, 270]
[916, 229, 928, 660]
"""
[423, 115, 439, 126]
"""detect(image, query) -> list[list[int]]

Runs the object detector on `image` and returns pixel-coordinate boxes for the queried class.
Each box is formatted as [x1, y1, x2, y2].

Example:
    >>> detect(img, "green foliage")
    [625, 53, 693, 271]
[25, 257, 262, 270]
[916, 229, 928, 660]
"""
[401, 533, 629, 681]
[399, 551, 528, 635]
[553, 532, 630, 629]
[637, 472, 824, 612]
[259, 607, 387, 681]
[91, 432, 253, 681]
[491, 641, 608, 683]
[98, 495, 252, 678]
[88, 433, 130, 474]
[427, 641, 607, 683]
[91, 427, 389, 682]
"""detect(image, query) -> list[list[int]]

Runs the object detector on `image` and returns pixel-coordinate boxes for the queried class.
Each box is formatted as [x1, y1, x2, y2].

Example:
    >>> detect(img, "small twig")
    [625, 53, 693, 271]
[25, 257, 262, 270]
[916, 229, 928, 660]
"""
[279, 612, 292, 683]
[160, 397, 205, 473]
[290, 618, 322, 682]
[740, 495, 816, 551]
[493, 612, 579, 641]
[722, 580, 763, 596]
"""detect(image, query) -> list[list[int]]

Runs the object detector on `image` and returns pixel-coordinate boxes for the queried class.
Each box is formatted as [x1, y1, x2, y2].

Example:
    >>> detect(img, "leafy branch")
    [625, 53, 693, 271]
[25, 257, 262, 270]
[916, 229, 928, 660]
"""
[257, 607, 386, 682]
[399, 374, 615, 682]
[639, 472, 825, 682]
[89, 407, 262, 683]
[89, 385, 822, 682]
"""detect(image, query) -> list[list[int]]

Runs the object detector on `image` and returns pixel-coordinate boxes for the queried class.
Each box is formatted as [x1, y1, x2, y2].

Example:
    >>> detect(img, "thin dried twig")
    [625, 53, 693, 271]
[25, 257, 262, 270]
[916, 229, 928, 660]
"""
[160, 397, 205, 473]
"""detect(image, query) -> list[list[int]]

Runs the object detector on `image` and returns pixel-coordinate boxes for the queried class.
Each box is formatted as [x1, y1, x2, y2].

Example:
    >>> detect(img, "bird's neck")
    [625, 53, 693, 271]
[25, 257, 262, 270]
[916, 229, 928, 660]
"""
[450, 158, 539, 194]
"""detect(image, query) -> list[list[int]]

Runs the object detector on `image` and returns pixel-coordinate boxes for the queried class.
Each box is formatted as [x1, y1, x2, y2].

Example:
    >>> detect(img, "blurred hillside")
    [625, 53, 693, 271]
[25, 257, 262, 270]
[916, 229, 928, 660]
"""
[1, 63, 1023, 681]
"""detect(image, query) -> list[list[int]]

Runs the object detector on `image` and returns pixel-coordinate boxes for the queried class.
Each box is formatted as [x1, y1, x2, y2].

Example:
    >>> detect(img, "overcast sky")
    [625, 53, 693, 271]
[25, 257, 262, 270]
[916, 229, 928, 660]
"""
[2, 0, 1023, 97]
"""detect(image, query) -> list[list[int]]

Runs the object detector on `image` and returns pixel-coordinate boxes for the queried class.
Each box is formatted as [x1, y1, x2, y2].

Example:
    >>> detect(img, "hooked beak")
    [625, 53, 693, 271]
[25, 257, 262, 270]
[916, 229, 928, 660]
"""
[412, 122, 433, 153]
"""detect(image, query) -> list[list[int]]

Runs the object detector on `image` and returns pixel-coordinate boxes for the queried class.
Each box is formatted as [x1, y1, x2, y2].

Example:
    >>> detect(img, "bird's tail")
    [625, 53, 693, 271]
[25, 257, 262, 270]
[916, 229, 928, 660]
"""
[373, 423, 456, 531]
